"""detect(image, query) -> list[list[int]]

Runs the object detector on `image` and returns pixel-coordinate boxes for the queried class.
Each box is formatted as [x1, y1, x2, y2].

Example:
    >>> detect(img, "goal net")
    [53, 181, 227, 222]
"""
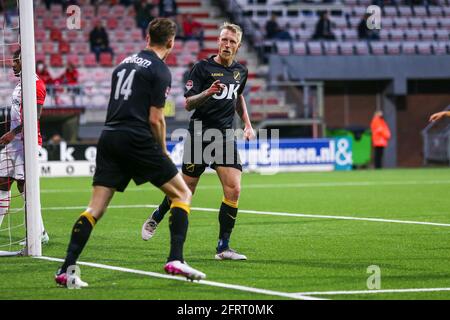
[0, 0, 42, 257]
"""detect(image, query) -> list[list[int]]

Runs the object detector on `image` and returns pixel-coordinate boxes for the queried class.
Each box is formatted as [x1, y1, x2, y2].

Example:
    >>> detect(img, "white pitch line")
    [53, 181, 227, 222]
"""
[39, 180, 450, 193]
[294, 288, 450, 296]
[34, 256, 323, 300]
[41, 204, 450, 228]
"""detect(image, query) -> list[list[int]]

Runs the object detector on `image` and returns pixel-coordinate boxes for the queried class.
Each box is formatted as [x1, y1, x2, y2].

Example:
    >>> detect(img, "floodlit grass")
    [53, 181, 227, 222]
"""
[1, 168, 450, 300]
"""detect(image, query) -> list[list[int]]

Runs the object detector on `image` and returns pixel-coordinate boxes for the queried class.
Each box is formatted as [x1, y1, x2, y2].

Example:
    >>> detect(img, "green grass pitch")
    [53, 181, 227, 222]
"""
[1, 168, 450, 300]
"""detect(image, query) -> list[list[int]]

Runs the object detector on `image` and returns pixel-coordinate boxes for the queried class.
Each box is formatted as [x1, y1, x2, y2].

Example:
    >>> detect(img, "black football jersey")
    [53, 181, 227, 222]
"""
[184, 55, 248, 131]
[104, 50, 171, 137]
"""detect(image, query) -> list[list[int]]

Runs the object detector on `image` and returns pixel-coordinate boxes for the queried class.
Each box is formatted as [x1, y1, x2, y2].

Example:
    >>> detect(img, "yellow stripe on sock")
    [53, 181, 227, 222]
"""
[170, 202, 190, 215]
[222, 197, 238, 208]
[80, 211, 96, 227]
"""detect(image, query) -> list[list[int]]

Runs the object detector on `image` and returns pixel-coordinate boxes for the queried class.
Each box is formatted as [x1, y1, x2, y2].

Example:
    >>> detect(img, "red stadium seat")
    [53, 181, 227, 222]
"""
[50, 54, 63, 67]
[402, 42, 416, 55]
[165, 54, 177, 67]
[115, 53, 129, 64]
[114, 30, 126, 42]
[73, 42, 90, 55]
[59, 41, 71, 54]
[66, 30, 82, 42]
[35, 29, 47, 42]
[292, 42, 307, 55]
[83, 53, 97, 67]
[42, 42, 55, 55]
[66, 54, 80, 66]
[107, 17, 118, 30]
[99, 52, 113, 67]
[50, 28, 62, 42]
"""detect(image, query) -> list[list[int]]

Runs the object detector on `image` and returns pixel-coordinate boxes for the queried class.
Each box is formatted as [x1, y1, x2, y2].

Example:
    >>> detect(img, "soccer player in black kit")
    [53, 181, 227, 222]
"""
[55, 18, 205, 288]
[142, 22, 256, 261]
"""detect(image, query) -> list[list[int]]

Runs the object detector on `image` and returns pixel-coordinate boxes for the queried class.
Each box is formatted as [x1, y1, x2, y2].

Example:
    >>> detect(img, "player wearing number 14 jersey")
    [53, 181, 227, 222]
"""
[55, 18, 205, 288]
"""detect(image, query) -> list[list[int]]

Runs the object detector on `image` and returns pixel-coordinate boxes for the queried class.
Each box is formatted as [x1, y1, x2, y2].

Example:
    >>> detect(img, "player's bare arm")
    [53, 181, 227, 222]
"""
[236, 95, 255, 140]
[185, 80, 223, 111]
[0, 103, 43, 145]
[149, 106, 168, 156]
[429, 111, 450, 122]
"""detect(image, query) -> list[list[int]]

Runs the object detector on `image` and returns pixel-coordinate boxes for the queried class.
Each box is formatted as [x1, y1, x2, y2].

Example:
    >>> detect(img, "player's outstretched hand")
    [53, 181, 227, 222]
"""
[244, 125, 256, 141]
[206, 80, 224, 96]
[429, 111, 450, 122]
[0, 131, 14, 145]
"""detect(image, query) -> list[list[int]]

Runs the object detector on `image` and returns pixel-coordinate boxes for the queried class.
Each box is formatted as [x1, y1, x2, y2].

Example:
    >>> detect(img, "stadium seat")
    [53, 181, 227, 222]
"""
[292, 42, 307, 55]
[394, 17, 409, 29]
[352, 6, 367, 17]
[97, 5, 110, 19]
[275, 41, 291, 55]
[333, 17, 348, 29]
[99, 52, 113, 67]
[113, 30, 126, 43]
[433, 42, 448, 55]
[73, 42, 90, 55]
[439, 17, 450, 29]
[50, 54, 63, 67]
[172, 40, 184, 54]
[386, 42, 401, 55]
[297, 29, 313, 41]
[323, 42, 339, 55]
[83, 53, 97, 67]
[123, 43, 136, 55]
[35, 6, 46, 19]
[382, 17, 394, 29]
[343, 29, 358, 41]
[435, 29, 449, 41]
[42, 42, 55, 55]
[50, 28, 62, 42]
[424, 17, 438, 29]
[115, 53, 129, 65]
[35, 29, 47, 42]
[428, 6, 443, 17]
[43, 19, 54, 30]
[420, 29, 435, 41]
[405, 29, 420, 41]
[82, 5, 96, 19]
[66, 54, 80, 66]
[66, 30, 82, 42]
[398, 6, 413, 17]
[383, 6, 397, 17]
[131, 29, 143, 42]
[59, 41, 71, 54]
[35, 53, 46, 65]
[165, 54, 178, 67]
[307, 42, 322, 55]
[185, 41, 200, 54]
[179, 54, 196, 65]
[409, 17, 424, 29]
[370, 42, 385, 55]
[348, 17, 361, 29]
[417, 42, 432, 55]
[380, 29, 390, 41]
[123, 18, 135, 30]
[413, 6, 427, 17]
[355, 41, 369, 55]
[402, 42, 416, 55]
[339, 42, 354, 55]
[112, 5, 126, 18]
[106, 17, 119, 30]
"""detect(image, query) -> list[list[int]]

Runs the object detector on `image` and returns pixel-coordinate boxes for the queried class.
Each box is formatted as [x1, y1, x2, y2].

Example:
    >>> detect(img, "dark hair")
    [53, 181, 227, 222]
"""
[146, 18, 177, 46]
[13, 48, 21, 60]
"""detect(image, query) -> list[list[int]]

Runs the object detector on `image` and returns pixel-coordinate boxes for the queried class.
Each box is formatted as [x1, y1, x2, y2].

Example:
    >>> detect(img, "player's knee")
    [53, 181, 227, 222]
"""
[225, 184, 240, 201]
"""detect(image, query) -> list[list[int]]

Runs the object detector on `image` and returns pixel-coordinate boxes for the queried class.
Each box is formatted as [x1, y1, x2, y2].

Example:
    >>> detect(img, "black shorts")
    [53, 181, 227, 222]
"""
[181, 130, 242, 178]
[93, 130, 179, 192]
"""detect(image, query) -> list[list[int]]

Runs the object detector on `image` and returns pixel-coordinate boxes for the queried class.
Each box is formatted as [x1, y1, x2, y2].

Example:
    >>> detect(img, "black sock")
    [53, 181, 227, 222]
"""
[167, 203, 189, 262]
[152, 196, 171, 223]
[60, 211, 97, 273]
[218, 200, 238, 252]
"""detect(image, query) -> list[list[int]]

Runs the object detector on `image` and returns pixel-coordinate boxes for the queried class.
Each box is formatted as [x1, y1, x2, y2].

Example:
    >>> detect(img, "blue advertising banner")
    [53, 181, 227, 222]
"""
[166, 137, 353, 172]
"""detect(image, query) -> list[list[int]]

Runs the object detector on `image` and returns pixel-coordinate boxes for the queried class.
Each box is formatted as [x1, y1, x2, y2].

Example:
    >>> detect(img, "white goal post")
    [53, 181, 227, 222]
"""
[20, 0, 42, 257]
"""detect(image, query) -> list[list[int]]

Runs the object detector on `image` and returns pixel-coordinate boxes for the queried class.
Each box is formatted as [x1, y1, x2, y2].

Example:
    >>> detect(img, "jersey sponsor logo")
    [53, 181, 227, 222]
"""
[211, 73, 224, 77]
[212, 84, 240, 100]
[122, 54, 152, 68]
[185, 80, 193, 91]
[233, 71, 241, 81]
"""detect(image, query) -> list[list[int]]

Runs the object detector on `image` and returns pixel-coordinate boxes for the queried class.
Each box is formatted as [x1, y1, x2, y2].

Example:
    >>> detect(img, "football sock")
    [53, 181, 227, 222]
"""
[60, 211, 97, 273]
[152, 195, 171, 223]
[167, 202, 189, 262]
[217, 197, 238, 253]
[0, 190, 10, 228]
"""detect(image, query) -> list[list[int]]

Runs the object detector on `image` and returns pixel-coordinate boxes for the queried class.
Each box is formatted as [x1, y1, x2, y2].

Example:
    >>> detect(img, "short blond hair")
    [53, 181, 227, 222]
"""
[220, 22, 243, 43]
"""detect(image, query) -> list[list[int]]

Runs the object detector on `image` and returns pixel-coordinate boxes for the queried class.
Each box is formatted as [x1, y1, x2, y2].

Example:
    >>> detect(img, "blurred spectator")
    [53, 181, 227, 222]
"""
[174, 14, 185, 40]
[36, 60, 54, 85]
[370, 110, 391, 169]
[159, 0, 177, 17]
[182, 14, 204, 48]
[134, 0, 157, 38]
[46, 133, 63, 161]
[312, 11, 335, 41]
[89, 20, 114, 62]
[358, 13, 380, 41]
[57, 61, 79, 85]
[182, 62, 194, 86]
[265, 13, 280, 39]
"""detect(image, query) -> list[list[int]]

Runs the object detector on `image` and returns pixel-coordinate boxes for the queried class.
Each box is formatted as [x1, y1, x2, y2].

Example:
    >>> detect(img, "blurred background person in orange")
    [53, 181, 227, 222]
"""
[371, 110, 391, 169]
